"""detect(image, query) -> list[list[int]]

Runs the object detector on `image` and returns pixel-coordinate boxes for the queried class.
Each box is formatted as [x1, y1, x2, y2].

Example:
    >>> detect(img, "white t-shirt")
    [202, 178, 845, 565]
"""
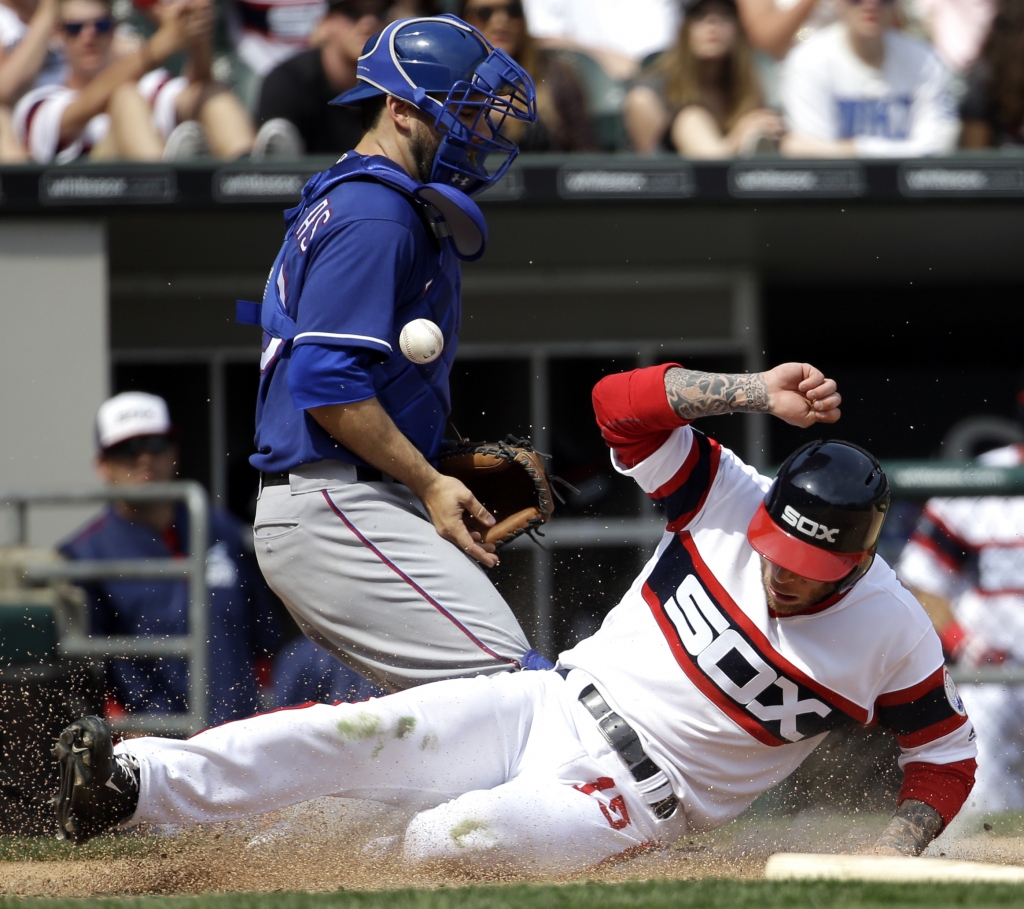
[781, 22, 958, 156]
[522, 0, 678, 62]
[13, 83, 109, 163]
[13, 69, 185, 163]
[137, 68, 189, 140]
[897, 444, 1024, 661]
[560, 425, 976, 833]
[0, 3, 66, 92]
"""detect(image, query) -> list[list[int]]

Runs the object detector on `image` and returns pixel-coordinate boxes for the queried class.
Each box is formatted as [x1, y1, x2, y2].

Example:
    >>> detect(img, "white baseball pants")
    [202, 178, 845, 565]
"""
[253, 460, 533, 690]
[118, 670, 684, 876]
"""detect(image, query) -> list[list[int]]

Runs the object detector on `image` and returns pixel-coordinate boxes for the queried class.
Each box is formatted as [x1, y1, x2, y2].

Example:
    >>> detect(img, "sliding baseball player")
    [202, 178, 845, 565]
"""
[53, 362, 976, 874]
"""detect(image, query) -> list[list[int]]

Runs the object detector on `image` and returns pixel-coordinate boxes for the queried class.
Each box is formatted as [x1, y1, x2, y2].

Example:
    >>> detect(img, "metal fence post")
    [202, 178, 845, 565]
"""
[3, 481, 211, 736]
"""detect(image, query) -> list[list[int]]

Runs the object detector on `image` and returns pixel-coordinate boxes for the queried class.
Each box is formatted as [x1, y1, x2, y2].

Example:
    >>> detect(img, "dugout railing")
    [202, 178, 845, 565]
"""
[0, 481, 210, 735]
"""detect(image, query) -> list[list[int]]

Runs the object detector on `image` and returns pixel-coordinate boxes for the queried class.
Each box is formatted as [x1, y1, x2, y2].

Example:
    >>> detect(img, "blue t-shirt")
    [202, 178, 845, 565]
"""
[60, 504, 283, 726]
[251, 155, 462, 473]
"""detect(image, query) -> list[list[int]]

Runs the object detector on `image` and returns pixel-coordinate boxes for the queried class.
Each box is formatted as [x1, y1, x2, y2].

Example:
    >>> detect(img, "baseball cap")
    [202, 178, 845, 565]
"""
[96, 392, 172, 451]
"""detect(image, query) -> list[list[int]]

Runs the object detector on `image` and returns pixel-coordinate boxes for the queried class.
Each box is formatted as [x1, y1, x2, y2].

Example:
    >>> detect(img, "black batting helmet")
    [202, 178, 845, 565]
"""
[747, 440, 890, 584]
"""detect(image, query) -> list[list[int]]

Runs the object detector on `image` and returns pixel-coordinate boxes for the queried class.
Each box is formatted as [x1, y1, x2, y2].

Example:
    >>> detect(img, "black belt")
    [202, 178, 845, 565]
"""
[261, 467, 386, 487]
[578, 683, 678, 820]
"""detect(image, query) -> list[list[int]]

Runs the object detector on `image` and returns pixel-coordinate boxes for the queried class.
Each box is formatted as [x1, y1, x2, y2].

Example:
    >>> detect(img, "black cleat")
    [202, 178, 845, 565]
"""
[51, 716, 139, 844]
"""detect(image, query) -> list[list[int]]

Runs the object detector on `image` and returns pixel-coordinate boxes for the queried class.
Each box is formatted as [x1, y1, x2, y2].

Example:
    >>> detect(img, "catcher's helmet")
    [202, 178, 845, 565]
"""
[331, 15, 537, 195]
[747, 440, 890, 585]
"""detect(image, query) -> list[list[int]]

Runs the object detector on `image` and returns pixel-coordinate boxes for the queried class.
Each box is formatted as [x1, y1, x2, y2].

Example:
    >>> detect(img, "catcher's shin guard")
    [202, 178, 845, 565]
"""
[51, 716, 139, 843]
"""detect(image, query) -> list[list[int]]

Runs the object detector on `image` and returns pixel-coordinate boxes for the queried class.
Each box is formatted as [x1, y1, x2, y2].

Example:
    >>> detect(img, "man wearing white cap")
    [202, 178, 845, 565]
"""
[59, 392, 284, 726]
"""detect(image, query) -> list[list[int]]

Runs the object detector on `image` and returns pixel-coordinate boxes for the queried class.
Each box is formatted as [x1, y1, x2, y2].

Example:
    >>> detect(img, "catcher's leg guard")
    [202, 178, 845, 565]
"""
[51, 716, 139, 843]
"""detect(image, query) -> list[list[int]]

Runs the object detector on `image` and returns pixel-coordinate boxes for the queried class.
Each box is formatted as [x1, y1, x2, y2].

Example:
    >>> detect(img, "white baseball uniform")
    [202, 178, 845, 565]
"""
[114, 365, 977, 874]
[781, 23, 959, 157]
[897, 443, 1024, 812]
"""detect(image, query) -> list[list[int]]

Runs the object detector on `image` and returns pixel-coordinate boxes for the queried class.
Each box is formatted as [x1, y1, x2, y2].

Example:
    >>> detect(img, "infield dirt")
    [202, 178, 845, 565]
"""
[2, 801, 1024, 899]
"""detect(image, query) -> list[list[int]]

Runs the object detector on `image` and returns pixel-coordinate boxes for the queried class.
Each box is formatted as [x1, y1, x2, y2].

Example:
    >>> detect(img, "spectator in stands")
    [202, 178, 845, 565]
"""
[13, 0, 255, 162]
[960, 0, 1024, 147]
[130, 0, 257, 158]
[780, 0, 958, 157]
[385, 0, 440, 20]
[735, 0, 835, 60]
[227, 0, 328, 109]
[0, 0, 65, 107]
[521, 0, 679, 80]
[457, 0, 596, 151]
[273, 635, 384, 706]
[0, 105, 25, 157]
[896, 386, 1024, 813]
[624, 0, 782, 156]
[254, 0, 385, 157]
[913, 0, 995, 75]
[60, 392, 283, 726]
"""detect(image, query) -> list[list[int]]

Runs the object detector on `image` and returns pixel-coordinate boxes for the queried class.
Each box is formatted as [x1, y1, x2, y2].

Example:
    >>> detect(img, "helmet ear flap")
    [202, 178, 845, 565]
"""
[835, 552, 875, 594]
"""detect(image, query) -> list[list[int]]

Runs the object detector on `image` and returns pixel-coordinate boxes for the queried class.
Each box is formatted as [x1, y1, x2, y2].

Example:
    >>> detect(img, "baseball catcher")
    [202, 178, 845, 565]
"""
[237, 14, 555, 691]
[51, 362, 975, 874]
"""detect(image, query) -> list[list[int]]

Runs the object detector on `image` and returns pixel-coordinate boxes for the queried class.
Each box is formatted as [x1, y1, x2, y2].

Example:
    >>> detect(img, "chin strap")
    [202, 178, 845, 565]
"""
[834, 552, 875, 595]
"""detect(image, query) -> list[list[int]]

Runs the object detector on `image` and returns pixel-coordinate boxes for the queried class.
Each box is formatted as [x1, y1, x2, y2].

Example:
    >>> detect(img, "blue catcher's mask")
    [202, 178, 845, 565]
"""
[330, 15, 537, 196]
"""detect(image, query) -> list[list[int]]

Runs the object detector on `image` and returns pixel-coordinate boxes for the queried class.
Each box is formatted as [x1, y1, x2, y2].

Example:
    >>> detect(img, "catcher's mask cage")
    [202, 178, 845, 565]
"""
[331, 15, 537, 196]
[746, 439, 890, 589]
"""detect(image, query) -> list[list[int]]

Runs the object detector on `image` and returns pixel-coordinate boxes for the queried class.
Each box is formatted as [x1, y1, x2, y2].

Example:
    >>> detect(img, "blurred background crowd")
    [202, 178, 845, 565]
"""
[0, 0, 1022, 164]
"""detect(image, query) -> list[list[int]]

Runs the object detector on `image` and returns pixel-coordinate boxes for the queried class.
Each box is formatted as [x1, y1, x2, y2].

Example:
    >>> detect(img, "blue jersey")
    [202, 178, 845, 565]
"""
[251, 154, 463, 474]
[60, 505, 283, 726]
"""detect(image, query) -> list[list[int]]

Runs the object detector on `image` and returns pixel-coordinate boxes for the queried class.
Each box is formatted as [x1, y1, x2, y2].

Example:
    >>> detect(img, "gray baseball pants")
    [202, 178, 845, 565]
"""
[253, 460, 532, 690]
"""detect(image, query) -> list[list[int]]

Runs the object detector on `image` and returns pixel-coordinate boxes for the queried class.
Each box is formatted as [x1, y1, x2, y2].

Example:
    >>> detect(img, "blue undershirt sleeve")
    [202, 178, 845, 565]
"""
[288, 344, 378, 410]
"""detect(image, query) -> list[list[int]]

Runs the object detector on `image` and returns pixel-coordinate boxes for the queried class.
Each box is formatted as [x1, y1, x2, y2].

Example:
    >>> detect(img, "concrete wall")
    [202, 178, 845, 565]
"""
[0, 221, 108, 546]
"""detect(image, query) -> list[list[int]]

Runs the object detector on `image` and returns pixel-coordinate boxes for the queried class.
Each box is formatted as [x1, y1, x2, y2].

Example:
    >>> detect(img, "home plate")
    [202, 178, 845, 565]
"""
[764, 853, 1024, 883]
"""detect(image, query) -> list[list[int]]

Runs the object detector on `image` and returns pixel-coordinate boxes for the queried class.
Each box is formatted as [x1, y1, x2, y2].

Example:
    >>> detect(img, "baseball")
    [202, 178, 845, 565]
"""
[399, 318, 443, 364]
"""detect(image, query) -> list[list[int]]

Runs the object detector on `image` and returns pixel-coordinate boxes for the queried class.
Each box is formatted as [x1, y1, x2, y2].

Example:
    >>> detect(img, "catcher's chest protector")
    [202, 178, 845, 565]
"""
[237, 154, 488, 449]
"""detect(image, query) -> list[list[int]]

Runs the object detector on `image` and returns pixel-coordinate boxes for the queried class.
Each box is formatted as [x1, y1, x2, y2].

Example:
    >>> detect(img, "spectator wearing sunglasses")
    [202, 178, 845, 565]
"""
[59, 392, 284, 726]
[780, 0, 958, 156]
[13, 0, 252, 162]
[625, 0, 782, 156]
[457, 0, 596, 151]
[254, 0, 387, 157]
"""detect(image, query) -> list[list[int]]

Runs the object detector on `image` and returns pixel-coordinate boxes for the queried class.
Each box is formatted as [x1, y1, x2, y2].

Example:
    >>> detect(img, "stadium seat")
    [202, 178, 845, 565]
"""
[549, 49, 627, 151]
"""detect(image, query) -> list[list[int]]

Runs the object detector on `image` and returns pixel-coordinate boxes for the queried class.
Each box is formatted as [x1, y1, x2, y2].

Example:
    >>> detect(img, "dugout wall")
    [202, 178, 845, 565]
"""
[2, 154, 1024, 654]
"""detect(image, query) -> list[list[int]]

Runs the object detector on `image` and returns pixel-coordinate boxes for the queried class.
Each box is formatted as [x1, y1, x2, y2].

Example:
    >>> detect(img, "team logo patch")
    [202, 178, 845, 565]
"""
[781, 505, 838, 543]
[944, 668, 967, 717]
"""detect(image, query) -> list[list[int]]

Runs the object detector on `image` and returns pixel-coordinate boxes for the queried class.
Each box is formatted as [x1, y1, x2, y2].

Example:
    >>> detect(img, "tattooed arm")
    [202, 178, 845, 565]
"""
[870, 799, 945, 856]
[664, 362, 841, 428]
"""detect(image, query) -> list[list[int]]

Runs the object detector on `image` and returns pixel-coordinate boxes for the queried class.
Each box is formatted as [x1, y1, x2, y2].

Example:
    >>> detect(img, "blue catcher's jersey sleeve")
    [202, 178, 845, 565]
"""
[291, 217, 422, 358]
[289, 346, 378, 410]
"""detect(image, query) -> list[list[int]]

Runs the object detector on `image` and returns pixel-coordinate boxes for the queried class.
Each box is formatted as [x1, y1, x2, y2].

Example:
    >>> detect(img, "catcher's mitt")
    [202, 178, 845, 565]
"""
[437, 436, 571, 547]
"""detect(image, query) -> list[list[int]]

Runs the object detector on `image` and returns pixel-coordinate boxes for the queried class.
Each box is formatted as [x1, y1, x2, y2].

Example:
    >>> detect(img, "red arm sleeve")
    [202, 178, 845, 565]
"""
[898, 758, 977, 827]
[592, 363, 689, 468]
